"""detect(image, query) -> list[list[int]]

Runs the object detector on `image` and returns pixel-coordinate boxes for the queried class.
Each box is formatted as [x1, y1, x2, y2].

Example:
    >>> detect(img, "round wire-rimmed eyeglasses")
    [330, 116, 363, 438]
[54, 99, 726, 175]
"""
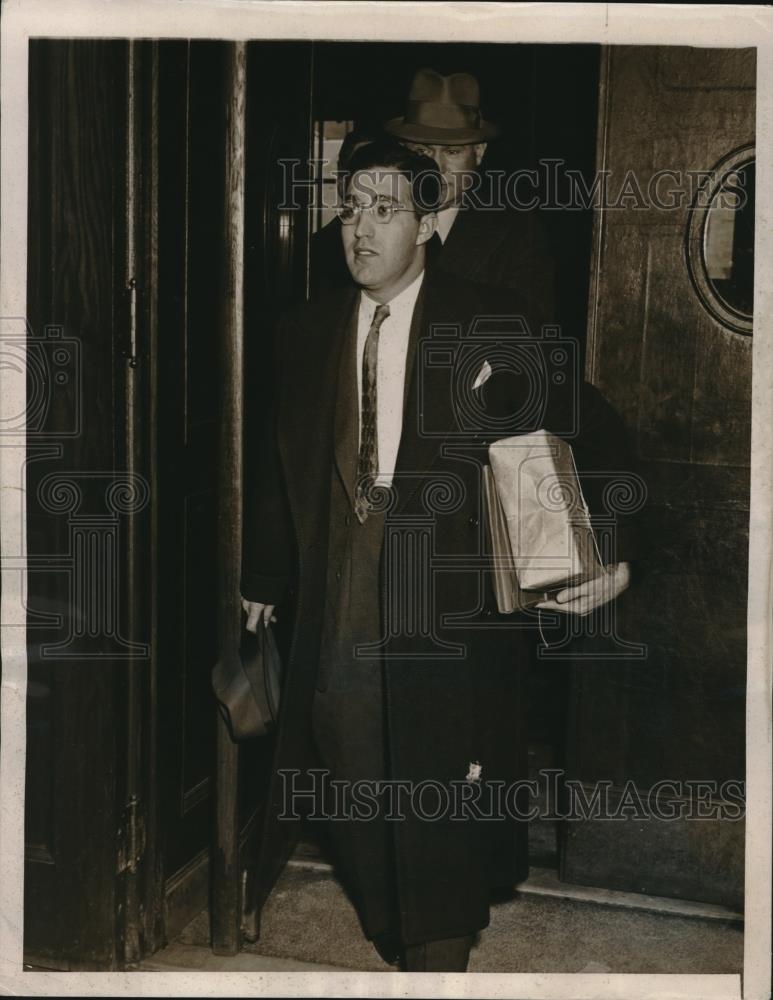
[336, 197, 417, 226]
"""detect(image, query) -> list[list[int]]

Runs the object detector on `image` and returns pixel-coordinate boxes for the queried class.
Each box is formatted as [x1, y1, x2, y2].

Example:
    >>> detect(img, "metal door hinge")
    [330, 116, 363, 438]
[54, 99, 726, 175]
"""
[116, 794, 146, 875]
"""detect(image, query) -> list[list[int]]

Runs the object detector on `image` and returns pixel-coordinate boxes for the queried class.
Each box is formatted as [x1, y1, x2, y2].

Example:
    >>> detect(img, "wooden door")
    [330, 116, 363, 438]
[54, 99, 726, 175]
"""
[23, 37, 314, 967]
[152, 38, 228, 943]
[561, 46, 754, 909]
[25, 40, 231, 965]
[24, 38, 148, 970]
[156, 39, 313, 947]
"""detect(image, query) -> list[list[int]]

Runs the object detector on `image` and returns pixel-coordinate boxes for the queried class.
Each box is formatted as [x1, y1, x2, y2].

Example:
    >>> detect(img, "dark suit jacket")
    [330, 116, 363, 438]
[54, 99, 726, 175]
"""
[241, 270, 640, 944]
[432, 199, 556, 320]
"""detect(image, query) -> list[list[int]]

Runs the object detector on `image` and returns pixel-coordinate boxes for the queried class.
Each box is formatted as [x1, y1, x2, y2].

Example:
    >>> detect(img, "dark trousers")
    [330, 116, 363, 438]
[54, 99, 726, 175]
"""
[310, 506, 397, 940]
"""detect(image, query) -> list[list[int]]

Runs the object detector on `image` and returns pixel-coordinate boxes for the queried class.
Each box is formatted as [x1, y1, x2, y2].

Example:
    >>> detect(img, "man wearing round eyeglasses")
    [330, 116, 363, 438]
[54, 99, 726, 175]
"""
[309, 69, 556, 322]
[338, 170, 437, 299]
[241, 139, 636, 972]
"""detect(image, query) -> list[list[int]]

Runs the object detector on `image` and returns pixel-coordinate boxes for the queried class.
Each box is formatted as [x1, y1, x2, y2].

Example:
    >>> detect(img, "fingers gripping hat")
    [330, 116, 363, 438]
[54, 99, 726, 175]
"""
[385, 67, 500, 145]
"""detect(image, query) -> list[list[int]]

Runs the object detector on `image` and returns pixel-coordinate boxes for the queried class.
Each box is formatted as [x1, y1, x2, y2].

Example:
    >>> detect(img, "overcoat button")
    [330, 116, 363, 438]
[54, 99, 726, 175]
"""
[468, 515, 479, 527]
[344, 514, 351, 526]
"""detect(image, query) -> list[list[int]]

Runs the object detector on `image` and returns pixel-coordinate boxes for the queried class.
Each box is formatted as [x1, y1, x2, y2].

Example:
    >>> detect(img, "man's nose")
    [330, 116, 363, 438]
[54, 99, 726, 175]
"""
[436, 150, 453, 173]
[353, 205, 375, 238]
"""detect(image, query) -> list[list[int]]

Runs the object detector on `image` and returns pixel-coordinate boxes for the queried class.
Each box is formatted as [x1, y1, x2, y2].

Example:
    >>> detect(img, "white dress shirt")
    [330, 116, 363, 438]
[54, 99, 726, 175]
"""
[435, 204, 460, 244]
[356, 270, 425, 487]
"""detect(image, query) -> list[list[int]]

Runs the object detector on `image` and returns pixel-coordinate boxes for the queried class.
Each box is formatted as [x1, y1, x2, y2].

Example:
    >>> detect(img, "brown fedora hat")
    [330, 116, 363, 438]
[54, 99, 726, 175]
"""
[385, 67, 500, 144]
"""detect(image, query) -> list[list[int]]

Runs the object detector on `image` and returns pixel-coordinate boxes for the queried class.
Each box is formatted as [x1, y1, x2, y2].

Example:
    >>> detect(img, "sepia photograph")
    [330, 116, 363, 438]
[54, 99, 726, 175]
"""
[1, 2, 771, 997]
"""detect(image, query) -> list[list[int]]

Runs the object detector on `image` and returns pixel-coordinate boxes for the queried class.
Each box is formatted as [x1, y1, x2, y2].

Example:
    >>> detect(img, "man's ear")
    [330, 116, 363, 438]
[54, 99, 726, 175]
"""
[474, 143, 487, 167]
[416, 211, 437, 246]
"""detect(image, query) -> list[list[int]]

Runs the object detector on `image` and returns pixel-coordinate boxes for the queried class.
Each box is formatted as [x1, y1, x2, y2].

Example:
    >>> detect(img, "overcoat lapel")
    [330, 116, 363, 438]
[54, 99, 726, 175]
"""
[333, 300, 359, 506]
[279, 286, 358, 544]
[400, 278, 427, 413]
[393, 275, 466, 515]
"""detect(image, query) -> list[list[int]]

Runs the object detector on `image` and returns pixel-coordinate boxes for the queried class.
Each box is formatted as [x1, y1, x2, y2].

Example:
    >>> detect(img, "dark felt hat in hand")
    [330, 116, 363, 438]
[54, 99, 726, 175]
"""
[385, 68, 500, 145]
[211, 624, 282, 741]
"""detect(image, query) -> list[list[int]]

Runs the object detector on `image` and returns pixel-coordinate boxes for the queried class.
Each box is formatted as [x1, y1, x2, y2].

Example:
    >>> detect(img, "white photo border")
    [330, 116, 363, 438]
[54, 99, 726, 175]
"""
[1, 2, 771, 998]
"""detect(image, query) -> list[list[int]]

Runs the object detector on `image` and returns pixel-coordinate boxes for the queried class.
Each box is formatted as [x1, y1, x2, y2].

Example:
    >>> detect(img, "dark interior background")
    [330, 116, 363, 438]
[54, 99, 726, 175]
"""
[312, 42, 600, 353]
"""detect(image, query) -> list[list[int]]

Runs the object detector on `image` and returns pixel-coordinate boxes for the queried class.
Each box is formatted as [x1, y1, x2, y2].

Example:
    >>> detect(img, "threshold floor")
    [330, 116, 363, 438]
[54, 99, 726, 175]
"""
[142, 858, 743, 975]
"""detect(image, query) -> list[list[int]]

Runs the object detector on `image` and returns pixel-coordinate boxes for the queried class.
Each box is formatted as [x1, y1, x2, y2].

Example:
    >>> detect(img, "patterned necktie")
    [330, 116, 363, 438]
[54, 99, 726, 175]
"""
[354, 302, 391, 524]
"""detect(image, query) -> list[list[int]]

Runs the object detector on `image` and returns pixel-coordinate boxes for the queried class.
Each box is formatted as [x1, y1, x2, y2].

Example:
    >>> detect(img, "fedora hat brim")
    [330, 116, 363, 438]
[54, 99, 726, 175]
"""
[384, 116, 500, 145]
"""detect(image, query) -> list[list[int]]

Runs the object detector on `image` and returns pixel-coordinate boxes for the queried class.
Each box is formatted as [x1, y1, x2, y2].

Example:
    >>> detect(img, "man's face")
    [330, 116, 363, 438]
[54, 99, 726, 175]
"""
[402, 141, 486, 207]
[341, 169, 435, 300]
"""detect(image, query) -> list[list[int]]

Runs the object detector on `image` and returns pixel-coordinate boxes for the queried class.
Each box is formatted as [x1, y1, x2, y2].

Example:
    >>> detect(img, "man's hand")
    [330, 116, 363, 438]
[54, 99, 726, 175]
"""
[241, 597, 277, 633]
[535, 562, 631, 617]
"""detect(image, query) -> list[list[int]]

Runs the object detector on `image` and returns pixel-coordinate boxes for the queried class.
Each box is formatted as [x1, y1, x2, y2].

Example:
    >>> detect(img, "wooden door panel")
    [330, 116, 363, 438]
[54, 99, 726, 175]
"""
[563, 45, 753, 908]
[23, 36, 314, 966]
[692, 331, 752, 465]
[24, 39, 128, 970]
[155, 40, 226, 924]
[594, 223, 752, 466]
[175, 488, 218, 836]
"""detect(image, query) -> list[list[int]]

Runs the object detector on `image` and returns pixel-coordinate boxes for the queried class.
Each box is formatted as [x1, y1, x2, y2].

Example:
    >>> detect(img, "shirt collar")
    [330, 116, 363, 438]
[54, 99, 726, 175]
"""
[360, 269, 425, 325]
[435, 204, 460, 244]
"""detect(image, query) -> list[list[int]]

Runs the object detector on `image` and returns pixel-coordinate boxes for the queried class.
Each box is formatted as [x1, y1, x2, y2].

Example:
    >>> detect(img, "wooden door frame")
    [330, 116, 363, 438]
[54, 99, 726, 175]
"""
[212, 39, 248, 955]
[116, 38, 164, 964]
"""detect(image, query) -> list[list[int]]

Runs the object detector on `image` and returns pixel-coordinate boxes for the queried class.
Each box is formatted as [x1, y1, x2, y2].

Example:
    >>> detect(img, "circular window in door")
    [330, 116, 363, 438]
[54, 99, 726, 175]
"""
[686, 144, 755, 335]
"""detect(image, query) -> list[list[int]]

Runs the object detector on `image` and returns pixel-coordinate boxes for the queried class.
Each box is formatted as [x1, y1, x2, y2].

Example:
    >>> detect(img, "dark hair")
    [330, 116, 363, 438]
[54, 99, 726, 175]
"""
[342, 139, 444, 215]
[337, 127, 383, 175]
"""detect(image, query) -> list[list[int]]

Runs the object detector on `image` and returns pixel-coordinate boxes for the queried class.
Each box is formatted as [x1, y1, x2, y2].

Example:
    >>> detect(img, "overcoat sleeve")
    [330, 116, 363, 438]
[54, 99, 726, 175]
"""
[556, 380, 645, 568]
[239, 315, 295, 606]
[496, 209, 557, 323]
[472, 292, 645, 570]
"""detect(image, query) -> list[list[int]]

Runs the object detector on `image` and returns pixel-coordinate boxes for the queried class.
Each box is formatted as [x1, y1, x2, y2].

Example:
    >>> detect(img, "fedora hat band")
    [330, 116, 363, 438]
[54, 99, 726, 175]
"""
[405, 99, 481, 131]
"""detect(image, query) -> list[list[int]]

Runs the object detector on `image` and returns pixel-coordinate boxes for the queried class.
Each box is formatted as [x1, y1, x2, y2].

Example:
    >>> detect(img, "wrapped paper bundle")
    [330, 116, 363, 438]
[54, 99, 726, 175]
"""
[482, 464, 548, 613]
[484, 430, 602, 613]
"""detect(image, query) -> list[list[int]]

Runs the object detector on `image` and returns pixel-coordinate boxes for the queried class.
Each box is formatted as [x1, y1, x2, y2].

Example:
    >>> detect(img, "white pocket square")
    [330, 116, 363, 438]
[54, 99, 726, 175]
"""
[472, 359, 493, 390]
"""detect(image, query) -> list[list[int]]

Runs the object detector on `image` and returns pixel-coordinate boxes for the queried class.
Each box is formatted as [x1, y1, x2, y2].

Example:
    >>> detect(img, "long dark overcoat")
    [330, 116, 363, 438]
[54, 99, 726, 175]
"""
[241, 270, 638, 945]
